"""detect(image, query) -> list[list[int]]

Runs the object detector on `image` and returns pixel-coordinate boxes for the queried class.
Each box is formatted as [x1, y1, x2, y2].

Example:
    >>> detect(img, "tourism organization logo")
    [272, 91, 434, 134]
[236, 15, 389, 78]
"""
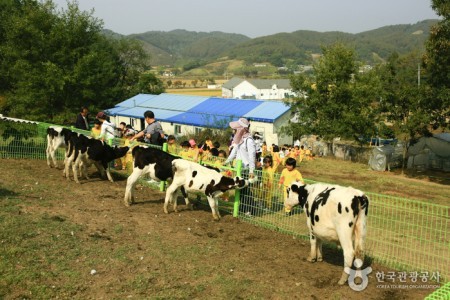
[344, 259, 441, 292]
[345, 258, 372, 291]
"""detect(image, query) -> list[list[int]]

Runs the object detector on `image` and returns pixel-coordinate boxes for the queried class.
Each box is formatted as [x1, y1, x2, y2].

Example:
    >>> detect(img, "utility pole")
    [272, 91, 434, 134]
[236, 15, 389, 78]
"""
[418, 63, 421, 87]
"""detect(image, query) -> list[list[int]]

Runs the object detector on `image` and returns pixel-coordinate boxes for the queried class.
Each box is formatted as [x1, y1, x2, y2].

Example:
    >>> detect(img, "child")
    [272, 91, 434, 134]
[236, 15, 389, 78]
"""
[180, 141, 191, 160]
[188, 139, 200, 162]
[259, 155, 275, 209]
[278, 157, 304, 215]
[91, 119, 102, 138]
[120, 128, 135, 171]
[272, 145, 282, 172]
[167, 135, 178, 155]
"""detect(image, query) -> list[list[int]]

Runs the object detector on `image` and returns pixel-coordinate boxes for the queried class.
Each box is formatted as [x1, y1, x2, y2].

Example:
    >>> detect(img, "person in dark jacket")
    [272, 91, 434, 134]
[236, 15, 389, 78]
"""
[75, 106, 90, 130]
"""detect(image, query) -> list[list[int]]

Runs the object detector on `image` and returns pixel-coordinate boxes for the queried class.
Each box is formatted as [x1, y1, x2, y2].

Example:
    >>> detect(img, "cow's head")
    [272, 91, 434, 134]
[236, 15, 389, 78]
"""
[285, 181, 308, 212]
[233, 175, 257, 189]
[113, 146, 130, 158]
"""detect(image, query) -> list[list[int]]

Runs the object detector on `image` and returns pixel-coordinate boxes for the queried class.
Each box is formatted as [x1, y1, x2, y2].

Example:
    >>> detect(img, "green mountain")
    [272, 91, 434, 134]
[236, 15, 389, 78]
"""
[128, 29, 250, 65]
[225, 20, 436, 65]
[112, 19, 438, 67]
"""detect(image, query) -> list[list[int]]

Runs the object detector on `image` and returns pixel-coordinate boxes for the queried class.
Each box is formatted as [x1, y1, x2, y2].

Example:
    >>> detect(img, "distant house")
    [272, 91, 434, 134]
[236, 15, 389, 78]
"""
[222, 77, 296, 100]
[105, 93, 293, 147]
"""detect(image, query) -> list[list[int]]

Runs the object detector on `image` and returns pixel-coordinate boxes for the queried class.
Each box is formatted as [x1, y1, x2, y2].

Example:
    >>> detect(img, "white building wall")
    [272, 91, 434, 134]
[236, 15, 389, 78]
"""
[227, 81, 295, 100]
[233, 81, 258, 99]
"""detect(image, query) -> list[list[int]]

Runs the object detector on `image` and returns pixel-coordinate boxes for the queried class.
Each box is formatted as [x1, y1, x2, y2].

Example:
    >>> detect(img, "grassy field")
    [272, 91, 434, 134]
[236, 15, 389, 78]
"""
[1, 158, 445, 299]
[166, 88, 222, 97]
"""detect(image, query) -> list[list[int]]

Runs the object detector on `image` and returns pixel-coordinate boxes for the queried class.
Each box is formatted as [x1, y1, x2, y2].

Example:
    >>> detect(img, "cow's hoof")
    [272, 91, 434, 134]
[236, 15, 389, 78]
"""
[338, 273, 349, 285]
[317, 257, 323, 262]
[307, 256, 316, 263]
[163, 208, 169, 214]
[187, 203, 194, 210]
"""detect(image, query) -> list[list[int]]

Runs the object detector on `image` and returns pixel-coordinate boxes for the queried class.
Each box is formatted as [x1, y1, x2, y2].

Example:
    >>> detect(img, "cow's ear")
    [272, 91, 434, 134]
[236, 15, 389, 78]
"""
[291, 183, 300, 193]
[298, 185, 308, 208]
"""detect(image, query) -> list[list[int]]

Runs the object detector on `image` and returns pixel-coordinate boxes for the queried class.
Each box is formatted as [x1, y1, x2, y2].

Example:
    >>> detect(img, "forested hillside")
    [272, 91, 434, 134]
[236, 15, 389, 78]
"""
[121, 19, 437, 66]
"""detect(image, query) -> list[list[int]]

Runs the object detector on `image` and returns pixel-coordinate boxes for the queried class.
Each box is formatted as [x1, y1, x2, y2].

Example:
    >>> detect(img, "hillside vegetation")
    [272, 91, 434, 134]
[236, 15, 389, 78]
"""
[118, 20, 438, 67]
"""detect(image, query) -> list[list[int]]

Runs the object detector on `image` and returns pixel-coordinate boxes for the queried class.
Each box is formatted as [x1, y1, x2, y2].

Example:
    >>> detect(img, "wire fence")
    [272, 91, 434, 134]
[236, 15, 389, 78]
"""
[1, 117, 449, 296]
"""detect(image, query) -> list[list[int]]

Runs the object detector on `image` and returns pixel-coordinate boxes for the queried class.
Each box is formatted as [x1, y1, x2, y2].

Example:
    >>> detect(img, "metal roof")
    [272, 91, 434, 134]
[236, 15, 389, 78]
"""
[139, 93, 209, 112]
[108, 93, 291, 127]
[115, 94, 158, 108]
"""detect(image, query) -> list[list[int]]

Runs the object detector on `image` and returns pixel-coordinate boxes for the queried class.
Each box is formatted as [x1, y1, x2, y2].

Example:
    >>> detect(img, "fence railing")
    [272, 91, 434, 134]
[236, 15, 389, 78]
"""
[1, 117, 448, 292]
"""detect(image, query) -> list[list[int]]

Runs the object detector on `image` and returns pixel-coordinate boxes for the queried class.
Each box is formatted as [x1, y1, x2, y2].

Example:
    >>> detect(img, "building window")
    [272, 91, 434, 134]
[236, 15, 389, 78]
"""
[174, 125, 181, 134]
[195, 127, 202, 135]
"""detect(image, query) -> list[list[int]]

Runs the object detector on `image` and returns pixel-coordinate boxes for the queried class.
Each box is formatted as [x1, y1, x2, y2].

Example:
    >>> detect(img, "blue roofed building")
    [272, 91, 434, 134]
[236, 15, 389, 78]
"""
[106, 93, 294, 146]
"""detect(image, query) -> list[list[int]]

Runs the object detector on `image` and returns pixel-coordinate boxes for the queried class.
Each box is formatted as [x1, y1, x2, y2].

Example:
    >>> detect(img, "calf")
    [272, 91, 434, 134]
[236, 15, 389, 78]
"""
[66, 133, 129, 183]
[285, 182, 369, 285]
[46, 126, 72, 169]
[124, 146, 179, 207]
[165, 159, 252, 220]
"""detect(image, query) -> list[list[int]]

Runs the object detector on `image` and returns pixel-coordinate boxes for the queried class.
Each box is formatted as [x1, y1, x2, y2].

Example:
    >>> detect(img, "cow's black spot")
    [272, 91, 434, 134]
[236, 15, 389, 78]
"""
[311, 234, 315, 240]
[189, 180, 194, 188]
[345, 207, 349, 213]
[349, 221, 353, 227]
[338, 202, 342, 214]
[192, 171, 197, 177]
[315, 215, 319, 223]
[310, 187, 335, 226]
[199, 184, 204, 190]
[351, 196, 361, 218]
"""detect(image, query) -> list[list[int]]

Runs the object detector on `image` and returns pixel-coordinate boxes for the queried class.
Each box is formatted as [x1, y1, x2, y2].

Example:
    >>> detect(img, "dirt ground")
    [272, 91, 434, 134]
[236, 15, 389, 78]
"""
[0, 159, 437, 299]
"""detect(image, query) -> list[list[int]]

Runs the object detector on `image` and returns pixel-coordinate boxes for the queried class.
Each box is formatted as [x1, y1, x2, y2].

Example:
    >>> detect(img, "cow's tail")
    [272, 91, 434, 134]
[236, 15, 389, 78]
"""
[354, 194, 369, 260]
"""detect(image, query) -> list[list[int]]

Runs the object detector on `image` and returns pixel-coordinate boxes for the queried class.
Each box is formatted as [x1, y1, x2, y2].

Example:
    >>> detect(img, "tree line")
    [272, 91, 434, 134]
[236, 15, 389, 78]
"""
[284, 0, 448, 156]
[0, 0, 163, 125]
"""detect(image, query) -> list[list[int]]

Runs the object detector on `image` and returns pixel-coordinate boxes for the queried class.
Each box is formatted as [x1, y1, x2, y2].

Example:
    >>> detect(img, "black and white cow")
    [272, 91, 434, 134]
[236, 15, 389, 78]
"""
[285, 182, 369, 285]
[65, 133, 129, 183]
[124, 146, 179, 207]
[124, 146, 252, 220]
[46, 126, 72, 169]
[165, 159, 252, 221]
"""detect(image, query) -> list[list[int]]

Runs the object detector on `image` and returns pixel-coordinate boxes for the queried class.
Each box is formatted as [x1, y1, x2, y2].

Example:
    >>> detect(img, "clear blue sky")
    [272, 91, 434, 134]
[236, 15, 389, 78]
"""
[52, 0, 439, 38]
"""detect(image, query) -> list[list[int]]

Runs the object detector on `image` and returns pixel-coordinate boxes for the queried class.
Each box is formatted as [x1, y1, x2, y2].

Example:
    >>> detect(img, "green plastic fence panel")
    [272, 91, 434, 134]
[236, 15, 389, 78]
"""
[425, 281, 450, 299]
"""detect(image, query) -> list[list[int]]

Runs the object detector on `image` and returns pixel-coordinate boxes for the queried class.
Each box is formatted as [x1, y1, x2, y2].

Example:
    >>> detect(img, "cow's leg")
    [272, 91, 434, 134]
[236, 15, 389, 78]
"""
[206, 196, 220, 221]
[307, 232, 319, 262]
[46, 139, 53, 167]
[180, 186, 193, 210]
[64, 155, 74, 180]
[51, 148, 59, 169]
[164, 183, 179, 214]
[214, 197, 221, 219]
[316, 238, 323, 262]
[103, 163, 114, 182]
[124, 167, 144, 206]
[72, 156, 80, 184]
[337, 229, 355, 285]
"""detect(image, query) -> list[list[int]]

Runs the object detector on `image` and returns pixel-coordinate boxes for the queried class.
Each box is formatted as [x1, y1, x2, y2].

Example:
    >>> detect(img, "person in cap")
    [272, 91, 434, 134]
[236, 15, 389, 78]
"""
[130, 110, 165, 146]
[96, 111, 116, 144]
[224, 118, 258, 215]
[224, 118, 256, 178]
[187, 139, 200, 162]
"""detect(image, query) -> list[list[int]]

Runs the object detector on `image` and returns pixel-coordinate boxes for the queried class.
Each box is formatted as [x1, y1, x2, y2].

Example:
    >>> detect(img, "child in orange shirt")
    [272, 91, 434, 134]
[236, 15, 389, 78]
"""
[278, 157, 304, 215]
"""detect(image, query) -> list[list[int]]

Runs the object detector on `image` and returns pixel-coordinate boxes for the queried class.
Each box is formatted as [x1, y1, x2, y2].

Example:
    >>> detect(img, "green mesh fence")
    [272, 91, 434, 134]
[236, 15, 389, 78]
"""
[1, 118, 448, 297]
[425, 281, 450, 300]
